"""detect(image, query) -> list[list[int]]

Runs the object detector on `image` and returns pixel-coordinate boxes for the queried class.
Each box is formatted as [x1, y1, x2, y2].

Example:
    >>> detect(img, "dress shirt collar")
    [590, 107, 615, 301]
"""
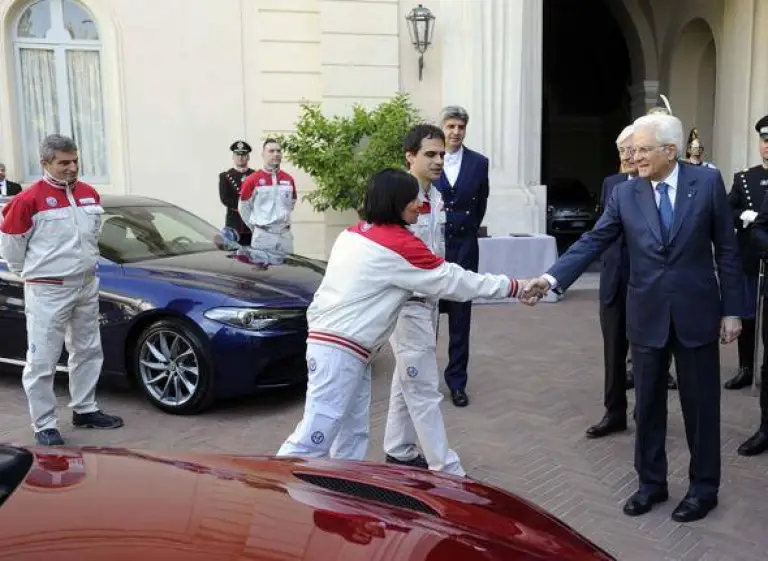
[650, 163, 679, 191]
[445, 146, 464, 164]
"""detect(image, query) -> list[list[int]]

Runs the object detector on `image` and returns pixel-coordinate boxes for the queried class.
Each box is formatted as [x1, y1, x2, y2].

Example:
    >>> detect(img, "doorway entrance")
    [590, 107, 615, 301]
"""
[542, 0, 632, 252]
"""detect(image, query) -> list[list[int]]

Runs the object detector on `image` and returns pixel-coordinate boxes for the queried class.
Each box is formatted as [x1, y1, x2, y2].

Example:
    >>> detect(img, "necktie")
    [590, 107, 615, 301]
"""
[656, 182, 674, 241]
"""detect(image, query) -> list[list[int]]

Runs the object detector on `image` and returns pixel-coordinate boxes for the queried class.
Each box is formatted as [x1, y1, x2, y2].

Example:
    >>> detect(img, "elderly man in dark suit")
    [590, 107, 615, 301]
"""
[436, 106, 490, 407]
[525, 113, 743, 523]
[588, 125, 636, 439]
[589, 125, 676, 440]
[0, 163, 22, 197]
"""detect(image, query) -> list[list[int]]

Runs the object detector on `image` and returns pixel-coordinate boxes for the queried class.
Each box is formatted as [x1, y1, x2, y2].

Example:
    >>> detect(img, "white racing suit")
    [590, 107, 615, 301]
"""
[382, 186, 465, 475]
[277, 221, 525, 461]
[0, 178, 104, 432]
[238, 167, 297, 258]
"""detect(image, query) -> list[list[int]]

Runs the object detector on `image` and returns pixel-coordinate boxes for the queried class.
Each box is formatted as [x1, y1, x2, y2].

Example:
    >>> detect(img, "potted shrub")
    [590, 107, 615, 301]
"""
[273, 92, 421, 216]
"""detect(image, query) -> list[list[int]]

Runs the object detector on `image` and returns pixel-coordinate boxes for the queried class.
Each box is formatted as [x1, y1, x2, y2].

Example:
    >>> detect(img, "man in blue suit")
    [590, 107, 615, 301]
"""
[436, 106, 490, 407]
[525, 113, 743, 522]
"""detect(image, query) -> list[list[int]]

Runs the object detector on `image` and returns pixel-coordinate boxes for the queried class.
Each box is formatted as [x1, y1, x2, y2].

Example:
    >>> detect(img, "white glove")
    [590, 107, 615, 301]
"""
[740, 210, 758, 227]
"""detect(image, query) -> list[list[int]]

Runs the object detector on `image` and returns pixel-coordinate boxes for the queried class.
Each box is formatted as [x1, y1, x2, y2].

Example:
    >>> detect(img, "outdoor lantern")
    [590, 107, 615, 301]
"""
[405, 4, 436, 81]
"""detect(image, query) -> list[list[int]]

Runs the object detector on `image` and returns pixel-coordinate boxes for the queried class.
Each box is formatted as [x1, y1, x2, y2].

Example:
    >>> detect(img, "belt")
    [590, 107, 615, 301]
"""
[255, 224, 290, 234]
[25, 269, 97, 286]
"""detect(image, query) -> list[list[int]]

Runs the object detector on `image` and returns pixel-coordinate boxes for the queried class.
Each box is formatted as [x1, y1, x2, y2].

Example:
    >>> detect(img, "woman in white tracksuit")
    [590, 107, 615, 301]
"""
[277, 168, 530, 462]
[382, 124, 465, 475]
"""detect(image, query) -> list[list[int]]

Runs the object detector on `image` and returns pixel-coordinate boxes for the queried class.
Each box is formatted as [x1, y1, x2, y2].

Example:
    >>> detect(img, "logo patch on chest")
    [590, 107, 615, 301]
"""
[45, 197, 57, 207]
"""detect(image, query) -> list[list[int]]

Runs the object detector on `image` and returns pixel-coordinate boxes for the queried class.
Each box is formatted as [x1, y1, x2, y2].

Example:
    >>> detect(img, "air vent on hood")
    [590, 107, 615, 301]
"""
[293, 472, 438, 516]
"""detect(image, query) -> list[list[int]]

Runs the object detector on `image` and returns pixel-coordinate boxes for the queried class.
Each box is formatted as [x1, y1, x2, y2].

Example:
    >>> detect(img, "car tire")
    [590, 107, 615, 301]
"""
[132, 319, 215, 415]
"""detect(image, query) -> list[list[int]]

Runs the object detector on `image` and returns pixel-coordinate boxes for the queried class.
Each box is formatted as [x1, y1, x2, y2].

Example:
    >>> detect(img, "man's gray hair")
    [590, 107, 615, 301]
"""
[439, 105, 469, 126]
[616, 125, 634, 146]
[40, 134, 78, 163]
[632, 114, 684, 156]
[0, 162, 5, 169]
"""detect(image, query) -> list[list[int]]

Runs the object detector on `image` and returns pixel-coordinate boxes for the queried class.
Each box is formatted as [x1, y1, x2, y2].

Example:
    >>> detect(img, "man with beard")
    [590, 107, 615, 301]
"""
[238, 139, 297, 256]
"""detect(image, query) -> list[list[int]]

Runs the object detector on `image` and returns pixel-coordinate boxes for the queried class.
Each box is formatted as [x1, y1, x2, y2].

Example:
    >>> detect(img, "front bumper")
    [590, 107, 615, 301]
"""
[546, 217, 597, 235]
[206, 321, 307, 399]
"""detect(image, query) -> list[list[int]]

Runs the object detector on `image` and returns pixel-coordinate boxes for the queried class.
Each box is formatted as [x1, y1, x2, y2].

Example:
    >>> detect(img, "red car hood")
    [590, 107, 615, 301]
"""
[0, 446, 614, 561]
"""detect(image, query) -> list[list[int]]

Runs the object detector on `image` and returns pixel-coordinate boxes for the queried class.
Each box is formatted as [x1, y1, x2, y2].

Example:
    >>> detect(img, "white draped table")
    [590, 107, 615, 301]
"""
[475, 234, 561, 303]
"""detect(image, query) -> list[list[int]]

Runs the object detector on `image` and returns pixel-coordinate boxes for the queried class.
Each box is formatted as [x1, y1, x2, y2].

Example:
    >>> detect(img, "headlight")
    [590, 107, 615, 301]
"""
[204, 307, 305, 331]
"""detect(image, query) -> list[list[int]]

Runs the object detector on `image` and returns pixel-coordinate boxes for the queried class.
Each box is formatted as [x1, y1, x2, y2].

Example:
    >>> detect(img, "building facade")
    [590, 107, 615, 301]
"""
[0, 0, 766, 258]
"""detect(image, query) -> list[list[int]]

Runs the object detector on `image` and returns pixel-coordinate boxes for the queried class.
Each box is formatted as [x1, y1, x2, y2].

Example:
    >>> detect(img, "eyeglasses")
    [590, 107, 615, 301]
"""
[632, 145, 666, 157]
[618, 147, 635, 156]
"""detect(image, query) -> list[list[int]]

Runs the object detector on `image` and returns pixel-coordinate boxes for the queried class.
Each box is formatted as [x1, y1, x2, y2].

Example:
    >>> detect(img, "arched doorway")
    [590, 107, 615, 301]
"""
[542, 0, 633, 251]
[668, 19, 717, 163]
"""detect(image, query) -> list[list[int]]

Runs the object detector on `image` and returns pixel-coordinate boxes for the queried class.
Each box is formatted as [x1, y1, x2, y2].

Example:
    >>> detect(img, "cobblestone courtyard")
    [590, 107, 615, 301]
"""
[1, 286, 766, 560]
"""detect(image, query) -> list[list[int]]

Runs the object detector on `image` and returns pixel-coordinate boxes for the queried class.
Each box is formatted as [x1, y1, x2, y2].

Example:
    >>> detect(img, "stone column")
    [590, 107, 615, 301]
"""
[716, 0, 757, 175]
[629, 80, 661, 118]
[439, 0, 544, 235]
[748, 0, 768, 168]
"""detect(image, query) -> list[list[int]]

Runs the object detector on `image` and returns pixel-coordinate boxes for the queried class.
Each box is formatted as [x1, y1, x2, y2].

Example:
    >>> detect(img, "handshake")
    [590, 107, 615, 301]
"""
[516, 276, 553, 306]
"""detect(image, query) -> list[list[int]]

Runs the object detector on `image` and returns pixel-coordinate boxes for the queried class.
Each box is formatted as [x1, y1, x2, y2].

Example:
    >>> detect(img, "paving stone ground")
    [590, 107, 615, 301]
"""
[1, 286, 767, 560]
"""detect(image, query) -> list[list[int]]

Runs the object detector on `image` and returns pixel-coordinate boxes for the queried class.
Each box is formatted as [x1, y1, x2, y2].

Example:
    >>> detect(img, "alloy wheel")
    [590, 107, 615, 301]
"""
[137, 329, 200, 407]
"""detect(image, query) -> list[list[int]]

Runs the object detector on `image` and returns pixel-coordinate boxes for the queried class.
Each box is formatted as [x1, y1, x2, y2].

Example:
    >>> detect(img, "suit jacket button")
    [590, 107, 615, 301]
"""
[466, 210, 470, 215]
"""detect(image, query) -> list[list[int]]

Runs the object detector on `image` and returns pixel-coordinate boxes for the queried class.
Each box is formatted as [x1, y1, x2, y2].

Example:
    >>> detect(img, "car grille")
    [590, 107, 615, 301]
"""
[292, 472, 438, 516]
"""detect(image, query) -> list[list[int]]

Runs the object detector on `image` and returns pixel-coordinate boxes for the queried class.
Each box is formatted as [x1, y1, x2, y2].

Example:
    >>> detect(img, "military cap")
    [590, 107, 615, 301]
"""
[755, 115, 768, 139]
[229, 140, 252, 154]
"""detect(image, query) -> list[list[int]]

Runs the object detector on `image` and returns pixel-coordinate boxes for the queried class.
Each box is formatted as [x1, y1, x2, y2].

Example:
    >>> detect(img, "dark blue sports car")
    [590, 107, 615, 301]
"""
[0, 195, 325, 415]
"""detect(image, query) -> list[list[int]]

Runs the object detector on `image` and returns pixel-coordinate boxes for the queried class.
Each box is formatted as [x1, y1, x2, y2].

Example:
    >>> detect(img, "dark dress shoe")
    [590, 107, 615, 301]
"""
[73, 410, 124, 429]
[450, 389, 469, 407]
[623, 489, 669, 516]
[34, 428, 65, 446]
[737, 427, 768, 456]
[671, 495, 718, 522]
[385, 454, 429, 468]
[724, 367, 753, 390]
[586, 415, 627, 439]
[667, 374, 677, 390]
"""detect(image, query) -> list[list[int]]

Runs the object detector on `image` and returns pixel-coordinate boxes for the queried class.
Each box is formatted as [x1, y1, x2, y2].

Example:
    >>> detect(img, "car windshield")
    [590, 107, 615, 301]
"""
[548, 181, 592, 203]
[99, 205, 221, 264]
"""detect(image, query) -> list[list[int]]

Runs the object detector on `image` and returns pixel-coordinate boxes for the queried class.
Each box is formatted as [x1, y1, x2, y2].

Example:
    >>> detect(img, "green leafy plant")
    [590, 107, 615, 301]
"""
[273, 92, 421, 213]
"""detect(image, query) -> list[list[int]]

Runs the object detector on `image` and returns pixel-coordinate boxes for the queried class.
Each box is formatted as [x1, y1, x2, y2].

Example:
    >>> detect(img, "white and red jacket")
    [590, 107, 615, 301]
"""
[409, 184, 445, 301]
[0, 179, 102, 281]
[307, 222, 524, 362]
[238, 168, 297, 233]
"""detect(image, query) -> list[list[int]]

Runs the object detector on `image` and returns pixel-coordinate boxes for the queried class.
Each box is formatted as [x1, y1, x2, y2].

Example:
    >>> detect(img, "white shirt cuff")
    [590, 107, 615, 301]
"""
[542, 273, 558, 290]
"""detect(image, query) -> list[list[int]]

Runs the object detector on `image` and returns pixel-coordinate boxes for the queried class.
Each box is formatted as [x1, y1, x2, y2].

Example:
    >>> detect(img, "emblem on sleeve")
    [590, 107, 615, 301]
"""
[311, 431, 325, 445]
